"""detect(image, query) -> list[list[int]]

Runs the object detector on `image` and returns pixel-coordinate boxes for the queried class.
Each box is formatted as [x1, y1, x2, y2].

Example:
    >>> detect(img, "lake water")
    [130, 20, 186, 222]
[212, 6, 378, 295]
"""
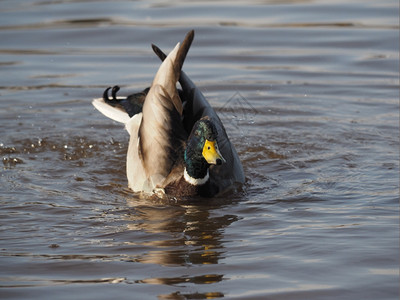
[0, 0, 399, 299]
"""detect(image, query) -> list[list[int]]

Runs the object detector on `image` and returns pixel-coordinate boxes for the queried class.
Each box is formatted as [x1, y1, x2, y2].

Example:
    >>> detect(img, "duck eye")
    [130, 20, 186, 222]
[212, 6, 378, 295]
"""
[208, 146, 211, 150]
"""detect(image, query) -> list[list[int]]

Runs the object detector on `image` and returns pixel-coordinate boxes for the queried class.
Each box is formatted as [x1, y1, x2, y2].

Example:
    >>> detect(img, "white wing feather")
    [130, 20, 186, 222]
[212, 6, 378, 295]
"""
[92, 98, 131, 124]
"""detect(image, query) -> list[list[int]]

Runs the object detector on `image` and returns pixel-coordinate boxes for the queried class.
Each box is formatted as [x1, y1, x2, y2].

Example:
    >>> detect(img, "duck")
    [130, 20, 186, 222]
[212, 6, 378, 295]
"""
[92, 30, 244, 199]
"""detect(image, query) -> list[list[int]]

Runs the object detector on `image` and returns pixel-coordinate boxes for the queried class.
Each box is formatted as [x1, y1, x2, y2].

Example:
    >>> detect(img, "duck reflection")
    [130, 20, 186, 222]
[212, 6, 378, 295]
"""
[125, 198, 238, 266]
[123, 197, 238, 299]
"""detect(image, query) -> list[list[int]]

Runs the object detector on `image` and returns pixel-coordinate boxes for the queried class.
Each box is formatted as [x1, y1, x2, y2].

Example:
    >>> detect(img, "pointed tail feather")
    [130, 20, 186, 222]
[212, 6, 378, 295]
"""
[151, 44, 167, 61]
[173, 30, 194, 77]
[152, 40, 195, 97]
[151, 29, 194, 67]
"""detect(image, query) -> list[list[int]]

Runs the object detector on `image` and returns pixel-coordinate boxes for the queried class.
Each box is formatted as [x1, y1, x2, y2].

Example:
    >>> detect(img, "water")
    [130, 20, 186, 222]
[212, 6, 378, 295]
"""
[0, 0, 399, 299]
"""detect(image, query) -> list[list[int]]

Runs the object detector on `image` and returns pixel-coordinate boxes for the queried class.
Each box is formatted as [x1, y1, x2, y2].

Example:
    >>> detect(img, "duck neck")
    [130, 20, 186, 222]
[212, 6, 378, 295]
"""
[184, 167, 209, 186]
[183, 154, 210, 186]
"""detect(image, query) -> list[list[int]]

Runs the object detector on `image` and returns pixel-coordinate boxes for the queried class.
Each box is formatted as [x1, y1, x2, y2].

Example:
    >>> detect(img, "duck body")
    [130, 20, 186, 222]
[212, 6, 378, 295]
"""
[93, 30, 244, 199]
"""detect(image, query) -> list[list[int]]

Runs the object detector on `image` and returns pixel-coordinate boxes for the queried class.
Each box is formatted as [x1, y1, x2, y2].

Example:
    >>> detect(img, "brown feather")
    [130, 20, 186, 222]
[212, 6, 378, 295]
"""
[138, 33, 194, 191]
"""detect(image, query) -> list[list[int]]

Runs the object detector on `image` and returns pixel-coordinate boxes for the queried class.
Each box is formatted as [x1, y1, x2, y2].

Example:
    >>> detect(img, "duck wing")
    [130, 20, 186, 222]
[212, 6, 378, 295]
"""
[152, 44, 245, 192]
[137, 30, 194, 191]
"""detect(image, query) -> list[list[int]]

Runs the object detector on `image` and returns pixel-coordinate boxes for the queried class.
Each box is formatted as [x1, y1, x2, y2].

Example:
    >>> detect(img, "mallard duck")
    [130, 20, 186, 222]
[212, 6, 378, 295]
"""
[92, 30, 244, 198]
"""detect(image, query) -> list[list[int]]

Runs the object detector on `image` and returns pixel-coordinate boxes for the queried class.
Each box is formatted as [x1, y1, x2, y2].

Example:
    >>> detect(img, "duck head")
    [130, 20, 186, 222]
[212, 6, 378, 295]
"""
[184, 117, 226, 182]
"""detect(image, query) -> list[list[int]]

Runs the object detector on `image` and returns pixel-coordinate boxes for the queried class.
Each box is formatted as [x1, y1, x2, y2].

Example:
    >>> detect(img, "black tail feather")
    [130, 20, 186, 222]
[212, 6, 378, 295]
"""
[151, 44, 167, 62]
[103, 87, 112, 102]
[111, 85, 120, 100]
[102, 85, 148, 117]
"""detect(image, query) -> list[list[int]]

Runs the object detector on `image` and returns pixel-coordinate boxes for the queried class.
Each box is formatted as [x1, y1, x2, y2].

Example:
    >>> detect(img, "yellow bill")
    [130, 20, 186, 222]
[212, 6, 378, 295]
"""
[202, 139, 226, 165]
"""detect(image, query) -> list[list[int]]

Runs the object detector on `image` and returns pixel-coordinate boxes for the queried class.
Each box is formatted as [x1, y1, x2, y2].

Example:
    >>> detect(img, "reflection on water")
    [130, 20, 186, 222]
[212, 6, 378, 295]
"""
[124, 200, 238, 266]
[107, 199, 239, 298]
[158, 290, 224, 300]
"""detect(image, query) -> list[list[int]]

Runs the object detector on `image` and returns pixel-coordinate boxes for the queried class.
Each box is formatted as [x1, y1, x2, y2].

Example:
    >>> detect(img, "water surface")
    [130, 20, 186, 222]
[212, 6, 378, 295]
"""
[0, 0, 399, 299]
